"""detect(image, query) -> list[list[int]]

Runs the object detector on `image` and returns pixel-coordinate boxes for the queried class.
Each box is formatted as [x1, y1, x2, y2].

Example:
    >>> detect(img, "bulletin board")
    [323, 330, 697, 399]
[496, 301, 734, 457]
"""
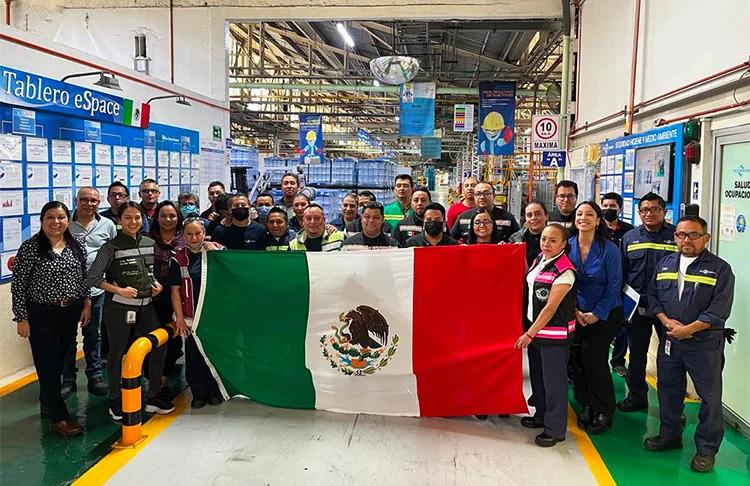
[598, 123, 685, 225]
[0, 103, 200, 283]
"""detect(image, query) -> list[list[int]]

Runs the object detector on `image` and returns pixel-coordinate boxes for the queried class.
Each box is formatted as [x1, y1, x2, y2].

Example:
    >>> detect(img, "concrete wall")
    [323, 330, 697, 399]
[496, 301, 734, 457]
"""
[0, 25, 229, 383]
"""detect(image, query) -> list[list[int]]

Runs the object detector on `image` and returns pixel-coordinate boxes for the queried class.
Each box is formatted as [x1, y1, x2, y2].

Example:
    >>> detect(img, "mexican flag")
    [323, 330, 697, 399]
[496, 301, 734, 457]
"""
[193, 245, 528, 417]
[121, 99, 150, 128]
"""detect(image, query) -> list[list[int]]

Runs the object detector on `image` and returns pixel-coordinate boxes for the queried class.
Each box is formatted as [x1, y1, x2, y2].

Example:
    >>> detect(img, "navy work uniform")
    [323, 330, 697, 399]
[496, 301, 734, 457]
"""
[647, 249, 735, 456]
[619, 223, 678, 408]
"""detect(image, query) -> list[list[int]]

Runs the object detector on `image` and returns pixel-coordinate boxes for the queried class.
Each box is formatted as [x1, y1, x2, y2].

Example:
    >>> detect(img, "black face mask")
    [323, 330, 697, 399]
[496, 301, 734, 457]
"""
[602, 208, 619, 222]
[231, 207, 250, 221]
[424, 221, 444, 236]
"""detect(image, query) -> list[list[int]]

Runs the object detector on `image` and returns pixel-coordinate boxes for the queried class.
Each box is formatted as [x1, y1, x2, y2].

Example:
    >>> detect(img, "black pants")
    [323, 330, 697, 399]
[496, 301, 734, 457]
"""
[103, 297, 166, 401]
[528, 342, 570, 439]
[610, 326, 628, 367]
[154, 299, 183, 378]
[185, 336, 220, 400]
[28, 303, 81, 422]
[658, 333, 725, 455]
[571, 307, 623, 415]
[625, 314, 664, 404]
[62, 292, 105, 382]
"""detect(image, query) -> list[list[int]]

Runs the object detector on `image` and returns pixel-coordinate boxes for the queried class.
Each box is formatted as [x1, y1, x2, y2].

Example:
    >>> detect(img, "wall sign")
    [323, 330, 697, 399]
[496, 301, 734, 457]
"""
[532, 114, 560, 152]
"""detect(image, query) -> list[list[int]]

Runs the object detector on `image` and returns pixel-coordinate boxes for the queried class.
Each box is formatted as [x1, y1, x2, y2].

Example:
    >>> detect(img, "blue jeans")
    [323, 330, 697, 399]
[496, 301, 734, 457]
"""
[62, 292, 105, 382]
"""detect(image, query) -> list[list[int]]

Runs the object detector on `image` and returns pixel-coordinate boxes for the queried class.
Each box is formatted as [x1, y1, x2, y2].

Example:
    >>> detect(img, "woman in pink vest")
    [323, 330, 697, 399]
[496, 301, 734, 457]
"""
[515, 224, 578, 447]
[167, 217, 224, 408]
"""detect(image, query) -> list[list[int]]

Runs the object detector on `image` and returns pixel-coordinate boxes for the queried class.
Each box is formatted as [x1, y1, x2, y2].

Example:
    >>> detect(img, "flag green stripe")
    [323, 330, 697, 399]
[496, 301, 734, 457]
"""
[122, 99, 133, 125]
[196, 250, 315, 408]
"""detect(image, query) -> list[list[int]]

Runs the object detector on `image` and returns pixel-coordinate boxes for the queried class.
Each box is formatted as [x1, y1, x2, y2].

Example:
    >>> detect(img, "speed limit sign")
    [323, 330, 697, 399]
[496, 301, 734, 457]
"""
[532, 114, 561, 152]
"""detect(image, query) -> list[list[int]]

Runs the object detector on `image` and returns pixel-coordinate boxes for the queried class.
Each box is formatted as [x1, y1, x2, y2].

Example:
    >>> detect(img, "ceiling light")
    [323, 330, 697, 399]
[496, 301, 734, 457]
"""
[373, 80, 381, 87]
[146, 94, 192, 106]
[370, 56, 420, 85]
[336, 23, 355, 48]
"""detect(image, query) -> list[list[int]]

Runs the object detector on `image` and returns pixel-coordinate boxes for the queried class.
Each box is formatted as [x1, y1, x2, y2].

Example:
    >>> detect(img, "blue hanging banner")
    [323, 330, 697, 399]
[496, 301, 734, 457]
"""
[477, 81, 516, 156]
[399, 82, 436, 137]
[298, 114, 324, 163]
[421, 137, 442, 160]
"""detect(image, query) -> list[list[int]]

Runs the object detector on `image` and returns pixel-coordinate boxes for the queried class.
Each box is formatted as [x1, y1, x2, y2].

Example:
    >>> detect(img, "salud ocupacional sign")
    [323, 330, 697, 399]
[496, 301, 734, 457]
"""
[0, 65, 149, 127]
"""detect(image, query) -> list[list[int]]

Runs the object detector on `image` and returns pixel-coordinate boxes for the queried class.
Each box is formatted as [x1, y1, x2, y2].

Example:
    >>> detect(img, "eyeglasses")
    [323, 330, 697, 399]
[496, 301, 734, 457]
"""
[474, 191, 493, 198]
[141, 189, 159, 194]
[78, 198, 99, 204]
[675, 231, 705, 240]
[556, 194, 577, 200]
[474, 220, 494, 227]
[109, 193, 128, 199]
[639, 206, 663, 214]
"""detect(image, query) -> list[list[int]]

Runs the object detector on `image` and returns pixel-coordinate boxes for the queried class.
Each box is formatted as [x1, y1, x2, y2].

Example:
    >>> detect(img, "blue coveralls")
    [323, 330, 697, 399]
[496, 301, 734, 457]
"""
[647, 249, 735, 455]
[621, 223, 678, 405]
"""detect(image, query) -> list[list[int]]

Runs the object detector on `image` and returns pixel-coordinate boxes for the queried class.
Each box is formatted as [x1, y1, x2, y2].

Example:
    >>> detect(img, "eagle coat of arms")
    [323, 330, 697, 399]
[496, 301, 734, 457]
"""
[320, 305, 399, 376]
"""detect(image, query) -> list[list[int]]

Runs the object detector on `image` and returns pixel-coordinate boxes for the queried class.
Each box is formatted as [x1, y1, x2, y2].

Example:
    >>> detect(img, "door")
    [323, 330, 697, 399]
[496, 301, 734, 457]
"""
[712, 126, 750, 428]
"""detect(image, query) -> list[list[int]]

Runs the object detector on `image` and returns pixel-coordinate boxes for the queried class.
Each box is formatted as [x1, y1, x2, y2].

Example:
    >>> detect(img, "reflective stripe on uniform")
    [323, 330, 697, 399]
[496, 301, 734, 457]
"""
[179, 267, 190, 278]
[656, 272, 678, 281]
[627, 242, 678, 252]
[399, 225, 422, 233]
[112, 294, 153, 306]
[685, 275, 717, 286]
[114, 247, 155, 259]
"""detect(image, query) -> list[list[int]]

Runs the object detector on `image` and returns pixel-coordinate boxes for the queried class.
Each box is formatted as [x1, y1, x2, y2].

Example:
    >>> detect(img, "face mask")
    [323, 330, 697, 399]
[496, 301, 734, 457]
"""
[256, 206, 271, 222]
[231, 207, 249, 221]
[602, 209, 619, 222]
[424, 221, 444, 236]
[180, 204, 197, 218]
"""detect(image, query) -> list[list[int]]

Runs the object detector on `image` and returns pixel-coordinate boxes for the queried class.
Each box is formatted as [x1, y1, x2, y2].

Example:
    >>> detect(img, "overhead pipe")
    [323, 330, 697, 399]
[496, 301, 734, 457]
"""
[5, 0, 11, 26]
[229, 82, 539, 97]
[656, 99, 750, 126]
[169, 0, 174, 83]
[625, 0, 642, 134]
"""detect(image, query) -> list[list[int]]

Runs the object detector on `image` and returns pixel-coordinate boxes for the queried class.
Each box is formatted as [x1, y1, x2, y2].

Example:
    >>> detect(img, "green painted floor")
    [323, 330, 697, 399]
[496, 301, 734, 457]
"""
[1, 360, 748, 485]
[0, 360, 186, 486]
[572, 373, 750, 486]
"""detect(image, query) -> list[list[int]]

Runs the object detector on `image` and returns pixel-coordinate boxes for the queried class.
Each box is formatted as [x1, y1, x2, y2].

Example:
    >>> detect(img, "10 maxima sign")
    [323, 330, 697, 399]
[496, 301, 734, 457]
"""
[531, 114, 561, 152]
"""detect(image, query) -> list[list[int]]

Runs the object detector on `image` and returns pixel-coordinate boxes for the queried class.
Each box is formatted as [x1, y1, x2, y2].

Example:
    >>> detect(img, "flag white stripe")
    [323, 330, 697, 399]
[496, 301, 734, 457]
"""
[305, 249, 419, 416]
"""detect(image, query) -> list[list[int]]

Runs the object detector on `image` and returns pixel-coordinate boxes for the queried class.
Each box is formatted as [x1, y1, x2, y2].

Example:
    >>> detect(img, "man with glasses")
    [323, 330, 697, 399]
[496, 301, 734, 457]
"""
[342, 202, 399, 250]
[137, 179, 160, 234]
[450, 181, 519, 243]
[63, 187, 117, 399]
[384, 174, 415, 234]
[101, 181, 129, 228]
[446, 176, 478, 230]
[617, 192, 678, 413]
[550, 180, 578, 235]
[644, 216, 734, 473]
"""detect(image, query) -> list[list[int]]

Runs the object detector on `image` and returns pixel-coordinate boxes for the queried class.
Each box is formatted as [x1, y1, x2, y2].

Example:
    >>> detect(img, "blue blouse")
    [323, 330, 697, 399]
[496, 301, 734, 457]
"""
[568, 236, 623, 320]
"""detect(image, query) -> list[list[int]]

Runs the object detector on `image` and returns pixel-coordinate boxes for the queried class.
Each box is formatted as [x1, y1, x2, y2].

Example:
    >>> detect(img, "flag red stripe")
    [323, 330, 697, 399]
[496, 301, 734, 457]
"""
[140, 103, 151, 128]
[412, 244, 528, 416]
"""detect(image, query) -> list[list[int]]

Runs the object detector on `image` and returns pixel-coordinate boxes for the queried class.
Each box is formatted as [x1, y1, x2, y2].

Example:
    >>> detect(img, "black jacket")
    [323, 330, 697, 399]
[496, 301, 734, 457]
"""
[405, 232, 457, 247]
[450, 206, 519, 243]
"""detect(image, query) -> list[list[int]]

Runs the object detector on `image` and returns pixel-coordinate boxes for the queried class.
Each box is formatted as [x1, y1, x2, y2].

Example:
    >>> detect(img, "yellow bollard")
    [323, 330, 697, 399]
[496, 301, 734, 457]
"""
[116, 322, 177, 448]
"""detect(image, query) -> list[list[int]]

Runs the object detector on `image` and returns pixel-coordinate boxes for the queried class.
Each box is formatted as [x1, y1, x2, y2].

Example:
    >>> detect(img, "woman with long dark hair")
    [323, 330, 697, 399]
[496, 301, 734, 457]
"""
[568, 201, 623, 434]
[87, 201, 174, 422]
[149, 200, 186, 388]
[515, 224, 577, 447]
[466, 209, 502, 244]
[11, 202, 91, 436]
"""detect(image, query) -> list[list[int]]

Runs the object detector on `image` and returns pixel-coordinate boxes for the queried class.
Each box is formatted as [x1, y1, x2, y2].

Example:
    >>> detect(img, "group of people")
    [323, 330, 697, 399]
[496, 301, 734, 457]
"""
[10, 172, 735, 473]
[509, 180, 734, 474]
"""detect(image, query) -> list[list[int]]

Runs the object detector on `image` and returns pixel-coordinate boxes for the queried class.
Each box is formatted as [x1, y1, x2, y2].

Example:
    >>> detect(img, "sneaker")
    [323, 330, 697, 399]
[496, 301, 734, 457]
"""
[613, 365, 628, 377]
[109, 399, 123, 422]
[61, 381, 77, 400]
[145, 395, 175, 415]
[87, 378, 108, 396]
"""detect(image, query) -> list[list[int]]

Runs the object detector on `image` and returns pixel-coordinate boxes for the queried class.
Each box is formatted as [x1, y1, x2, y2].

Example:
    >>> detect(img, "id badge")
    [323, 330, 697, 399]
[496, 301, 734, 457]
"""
[664, 339, 671, 357]
[126, 310, 137, 325]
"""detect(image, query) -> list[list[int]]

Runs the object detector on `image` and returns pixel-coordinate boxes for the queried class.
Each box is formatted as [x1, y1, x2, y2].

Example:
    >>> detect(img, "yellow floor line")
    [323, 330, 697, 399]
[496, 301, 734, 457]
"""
[568, 404, 616, 486]
[72, 392, 190, 486]
[0, 351, 84, 397]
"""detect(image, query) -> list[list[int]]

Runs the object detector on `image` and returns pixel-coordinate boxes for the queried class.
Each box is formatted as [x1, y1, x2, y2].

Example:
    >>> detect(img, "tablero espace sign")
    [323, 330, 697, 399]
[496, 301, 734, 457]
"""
[0, 65, 137, 125]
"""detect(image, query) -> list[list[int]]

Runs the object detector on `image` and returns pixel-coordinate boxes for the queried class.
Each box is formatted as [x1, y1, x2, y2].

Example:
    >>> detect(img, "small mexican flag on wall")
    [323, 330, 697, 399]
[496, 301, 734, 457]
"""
[121, 99, 150, 128]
